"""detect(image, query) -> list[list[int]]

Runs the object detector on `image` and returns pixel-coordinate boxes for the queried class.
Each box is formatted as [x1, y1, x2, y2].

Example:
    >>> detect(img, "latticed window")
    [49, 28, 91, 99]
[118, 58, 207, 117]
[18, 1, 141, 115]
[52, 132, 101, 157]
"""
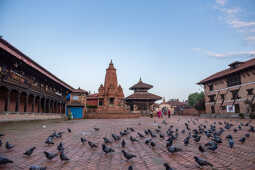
[208, 95, 216, 102]
[231, 90, 239, 100]
[209, 84, 214, 91]
[247, 88, 253, 95]
[227, 74, 241, 87]
[221, 94, 225, 101]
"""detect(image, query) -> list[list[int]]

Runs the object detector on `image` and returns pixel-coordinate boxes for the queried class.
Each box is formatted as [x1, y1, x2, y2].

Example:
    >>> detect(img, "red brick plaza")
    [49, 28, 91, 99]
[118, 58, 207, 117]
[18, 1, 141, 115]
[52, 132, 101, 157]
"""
[0, 116, 255, 170]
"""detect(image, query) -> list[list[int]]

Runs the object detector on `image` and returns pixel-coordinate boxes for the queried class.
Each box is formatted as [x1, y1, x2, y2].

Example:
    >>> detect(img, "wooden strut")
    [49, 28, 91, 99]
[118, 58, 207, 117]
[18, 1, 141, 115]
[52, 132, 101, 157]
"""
[221, 88, 230, 106]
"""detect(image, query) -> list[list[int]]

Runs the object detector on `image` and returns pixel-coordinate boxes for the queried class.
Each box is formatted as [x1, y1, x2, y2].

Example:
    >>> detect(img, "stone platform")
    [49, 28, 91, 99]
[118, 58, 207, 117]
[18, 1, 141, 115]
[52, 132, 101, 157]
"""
[0, 112, 64, 123]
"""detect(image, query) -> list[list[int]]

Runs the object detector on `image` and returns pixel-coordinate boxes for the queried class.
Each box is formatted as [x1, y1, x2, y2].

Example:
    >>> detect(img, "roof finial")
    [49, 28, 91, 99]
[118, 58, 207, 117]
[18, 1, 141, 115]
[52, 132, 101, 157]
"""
[139, 77, 142, 82]
[110, 59, 113, 65]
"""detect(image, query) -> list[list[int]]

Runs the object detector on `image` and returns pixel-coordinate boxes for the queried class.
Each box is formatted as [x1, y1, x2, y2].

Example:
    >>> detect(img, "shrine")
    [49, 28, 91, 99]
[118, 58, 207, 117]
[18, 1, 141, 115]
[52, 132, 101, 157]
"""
[126, 78, 162, 114]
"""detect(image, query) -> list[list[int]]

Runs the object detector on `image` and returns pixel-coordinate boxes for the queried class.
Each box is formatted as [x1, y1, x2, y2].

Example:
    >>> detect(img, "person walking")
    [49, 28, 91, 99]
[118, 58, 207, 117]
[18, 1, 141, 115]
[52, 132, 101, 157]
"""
[168, 109, 171, 118]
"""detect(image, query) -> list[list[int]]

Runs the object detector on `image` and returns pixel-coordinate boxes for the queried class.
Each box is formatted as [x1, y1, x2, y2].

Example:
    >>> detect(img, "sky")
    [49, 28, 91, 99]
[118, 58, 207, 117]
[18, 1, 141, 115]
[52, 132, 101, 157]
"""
[0, 0, 255, 101]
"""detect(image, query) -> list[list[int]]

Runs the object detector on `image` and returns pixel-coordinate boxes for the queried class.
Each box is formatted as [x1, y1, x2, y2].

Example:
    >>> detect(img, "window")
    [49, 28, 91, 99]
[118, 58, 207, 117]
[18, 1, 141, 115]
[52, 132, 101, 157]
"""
[72, 96, 79, 100]
[99, 99, 104, 106]
[247, 88, 253, 95]
[231, 90, 239, 100]
[209, 84, 214, 91]
[220, 94, 225, 101]
[208, 95, 216, 102]
[227, 74, 241, 87]
[235, 104, 240, 113]
[220, 106, 226, 110]
[211, 105, 215, 113]
[109, 98, 114, 105]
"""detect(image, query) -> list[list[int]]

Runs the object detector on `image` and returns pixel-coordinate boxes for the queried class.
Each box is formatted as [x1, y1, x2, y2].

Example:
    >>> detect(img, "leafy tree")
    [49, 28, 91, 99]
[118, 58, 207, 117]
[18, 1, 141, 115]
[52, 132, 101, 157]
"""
[188, 92, 205, 111]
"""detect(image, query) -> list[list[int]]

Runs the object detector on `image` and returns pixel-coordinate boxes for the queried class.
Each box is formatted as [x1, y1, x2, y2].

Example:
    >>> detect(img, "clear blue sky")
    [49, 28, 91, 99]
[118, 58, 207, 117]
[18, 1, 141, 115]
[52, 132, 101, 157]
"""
[1, 0, 255, 101]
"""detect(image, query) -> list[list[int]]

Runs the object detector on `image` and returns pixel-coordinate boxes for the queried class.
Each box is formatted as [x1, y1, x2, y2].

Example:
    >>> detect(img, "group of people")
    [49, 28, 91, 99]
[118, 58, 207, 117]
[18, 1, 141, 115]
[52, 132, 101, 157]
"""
[157, 108, 171, 118]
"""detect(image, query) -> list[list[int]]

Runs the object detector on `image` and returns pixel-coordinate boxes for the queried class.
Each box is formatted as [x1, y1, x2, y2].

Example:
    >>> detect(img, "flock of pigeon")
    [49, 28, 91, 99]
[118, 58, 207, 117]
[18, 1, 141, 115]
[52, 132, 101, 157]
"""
[0, 117, 255, 170]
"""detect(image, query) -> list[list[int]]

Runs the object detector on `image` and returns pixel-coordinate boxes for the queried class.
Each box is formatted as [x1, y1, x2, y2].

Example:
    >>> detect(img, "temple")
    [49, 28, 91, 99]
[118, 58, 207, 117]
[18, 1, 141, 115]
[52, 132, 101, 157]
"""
[87, 60, 127, 113]
[0, 37, 73, 114]
[126, 78, 162, 114]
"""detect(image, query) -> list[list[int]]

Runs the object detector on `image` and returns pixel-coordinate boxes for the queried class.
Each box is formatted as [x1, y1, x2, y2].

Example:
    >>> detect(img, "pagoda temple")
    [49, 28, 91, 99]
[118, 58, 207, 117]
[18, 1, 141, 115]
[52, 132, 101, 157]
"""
[126, 78, 162, 114]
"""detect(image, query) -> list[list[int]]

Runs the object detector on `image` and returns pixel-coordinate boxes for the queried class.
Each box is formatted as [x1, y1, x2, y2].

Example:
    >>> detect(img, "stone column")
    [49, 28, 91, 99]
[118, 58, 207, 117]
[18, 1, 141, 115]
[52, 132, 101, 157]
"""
[5, 90, 11, 112]
[15, 92, 21, 112]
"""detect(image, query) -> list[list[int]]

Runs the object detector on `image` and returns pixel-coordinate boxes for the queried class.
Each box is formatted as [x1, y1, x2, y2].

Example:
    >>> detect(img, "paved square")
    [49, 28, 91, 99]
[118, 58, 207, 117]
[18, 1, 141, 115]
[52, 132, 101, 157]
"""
[0, 116, 255, 170]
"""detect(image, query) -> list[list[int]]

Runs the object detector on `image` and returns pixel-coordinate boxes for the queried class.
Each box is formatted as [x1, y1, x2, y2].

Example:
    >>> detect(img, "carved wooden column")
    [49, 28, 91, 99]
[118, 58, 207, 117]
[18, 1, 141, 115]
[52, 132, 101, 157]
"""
[15, 92, 21, 112]
[38, 96, 41, 113]
[24, 94, 29, 112]
[44, 98, 46, 113]
[5, 90, 11, 112]
[32, 96, 35, 112]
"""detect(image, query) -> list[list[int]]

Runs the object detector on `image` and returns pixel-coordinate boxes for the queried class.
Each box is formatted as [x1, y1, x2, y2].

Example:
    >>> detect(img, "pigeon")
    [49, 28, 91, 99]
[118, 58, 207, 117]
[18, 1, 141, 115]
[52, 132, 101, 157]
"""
[160, 134, 165, 139]
[81, 137, 87, 144]
[29, 165, 47, 170]
[245, 133, 250, 138]
[144, 130, 149, 135]
[88, 141, 98, 148]
[57, 142, 64, 152]
[239, 137, 246, 143]
[122, 150, 136, 160]
[198, 145, 205, 153]
[137, 132, 145, 138]
[130, 136, 138, 142]
[121, 139, 126, 148]
[112, 134, 120, 141]
[194, 156, 213, 167]
[128, 165, 133, 170]
[167, 146, 182, 153]
[24, 147, 36, 156]
[163, 163, 174, 170]
[45, 137, 54, 145]
[184, 136, 190, 146]
[226, 134, 232, 139]
[229, 138, 234, 148]
[150, 141, 156, 147]
[194, 136, 201, 142]
[94, 128, 100, 131]
[60, 151, 70, 161]
[56, 132, 64, 138]
[102, 144, 115, 154]
[145, 139, 152, 145]
[43, 151, 58, 160]
[67, 128, 71, 133]
[0, 156, 13, 165]
[103, 137, 112, 144]
[5, 141, 14, 150]
[207, 143, 218, 151]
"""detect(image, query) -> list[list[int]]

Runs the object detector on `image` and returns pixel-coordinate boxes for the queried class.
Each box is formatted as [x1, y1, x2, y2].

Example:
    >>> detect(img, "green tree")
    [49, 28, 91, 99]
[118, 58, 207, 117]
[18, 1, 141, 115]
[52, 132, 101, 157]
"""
[188, 92, 205, 111]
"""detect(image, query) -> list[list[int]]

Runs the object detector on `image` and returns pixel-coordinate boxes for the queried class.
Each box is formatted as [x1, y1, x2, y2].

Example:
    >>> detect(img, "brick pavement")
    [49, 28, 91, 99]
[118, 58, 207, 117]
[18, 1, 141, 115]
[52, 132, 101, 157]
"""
[0, 116, 255, 170]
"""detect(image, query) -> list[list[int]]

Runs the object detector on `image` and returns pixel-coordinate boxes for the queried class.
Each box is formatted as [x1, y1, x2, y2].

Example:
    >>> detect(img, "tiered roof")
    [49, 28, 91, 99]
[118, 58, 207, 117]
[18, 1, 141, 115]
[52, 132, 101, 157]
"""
[129, 78, 153, 90]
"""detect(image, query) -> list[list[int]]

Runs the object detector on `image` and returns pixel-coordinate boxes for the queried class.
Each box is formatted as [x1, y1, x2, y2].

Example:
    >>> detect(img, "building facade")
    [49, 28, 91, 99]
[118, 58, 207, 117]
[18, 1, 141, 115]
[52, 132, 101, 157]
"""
[66, 88, 88, 119]
[0, 38, 74, 114]
[198, 59, 255, 114]
[126, 78, 161, 114]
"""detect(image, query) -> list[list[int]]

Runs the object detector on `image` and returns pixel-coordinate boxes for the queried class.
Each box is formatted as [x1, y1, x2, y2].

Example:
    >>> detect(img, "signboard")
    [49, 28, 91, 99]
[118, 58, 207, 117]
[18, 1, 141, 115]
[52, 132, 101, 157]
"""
[227, 105, 235, 112]
[72, 96, 79, 100]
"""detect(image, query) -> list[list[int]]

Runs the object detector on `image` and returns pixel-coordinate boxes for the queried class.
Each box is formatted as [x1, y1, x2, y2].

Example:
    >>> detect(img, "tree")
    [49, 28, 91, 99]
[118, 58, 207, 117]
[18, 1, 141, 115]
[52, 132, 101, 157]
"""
[188, 92, 205, 111]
